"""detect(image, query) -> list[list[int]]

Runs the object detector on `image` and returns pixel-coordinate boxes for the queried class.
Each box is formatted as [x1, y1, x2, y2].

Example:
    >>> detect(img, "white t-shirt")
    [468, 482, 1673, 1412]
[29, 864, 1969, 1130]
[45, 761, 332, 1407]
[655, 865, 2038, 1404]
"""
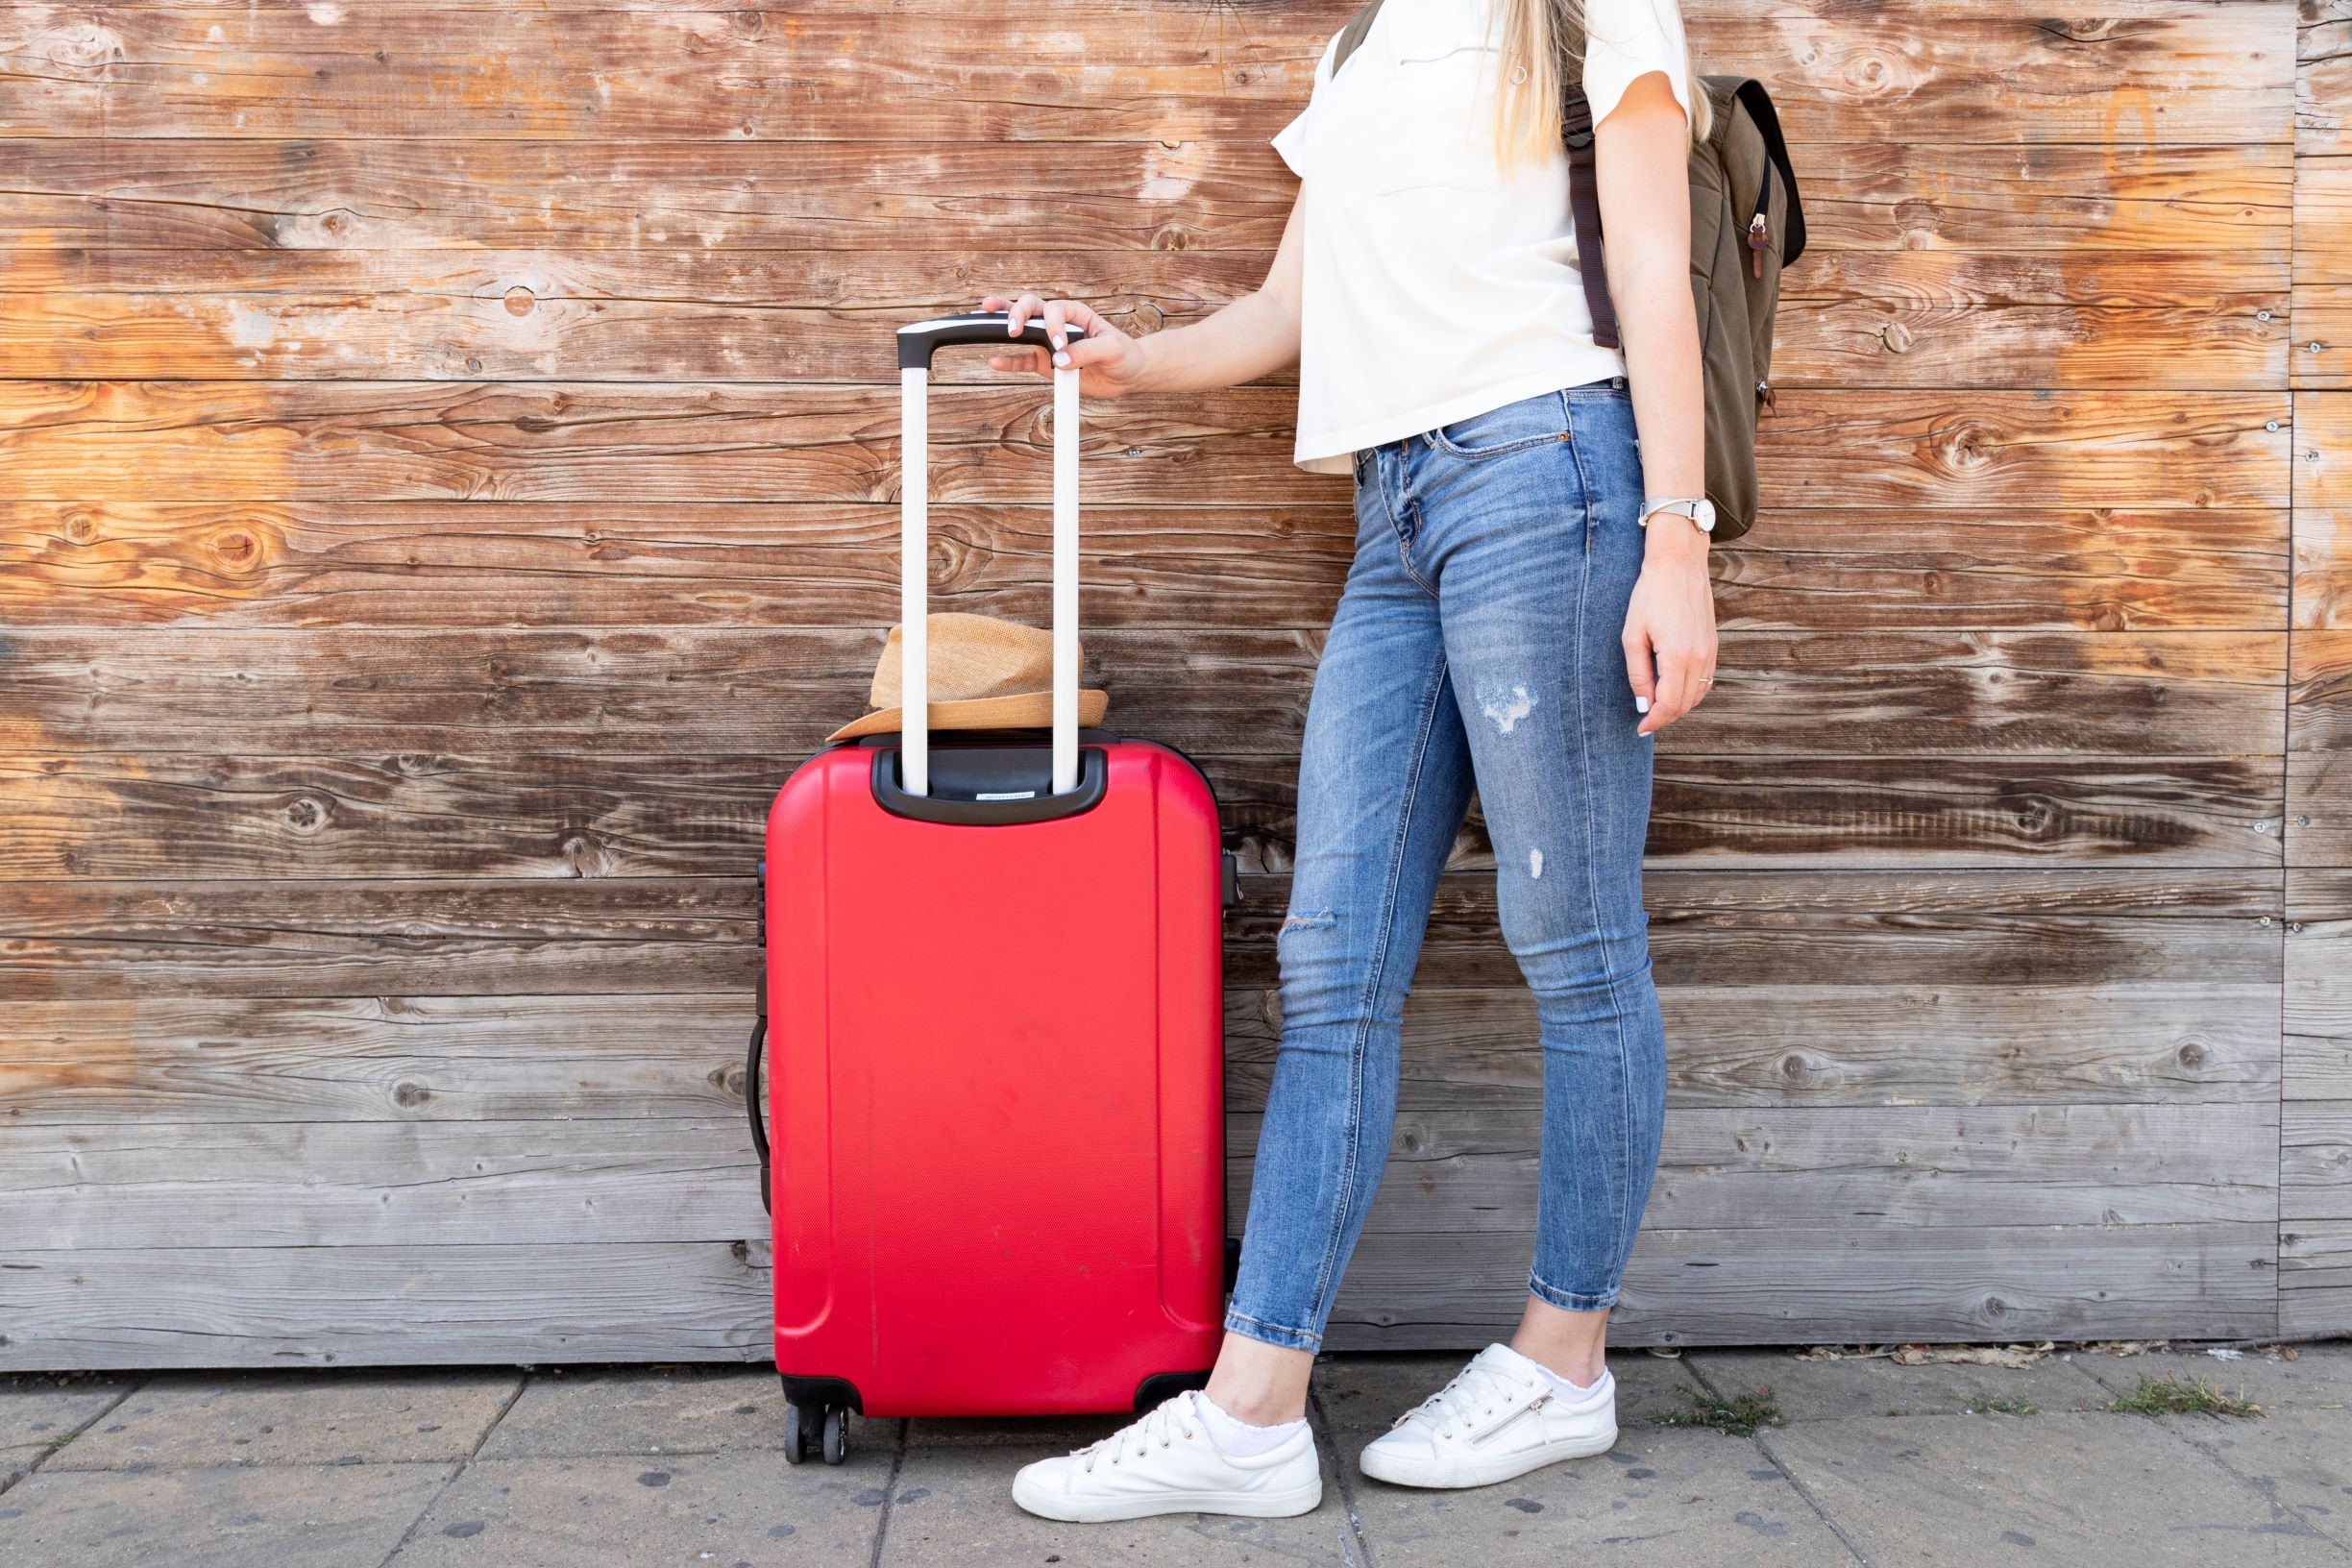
[1273, 0, 1695, 473]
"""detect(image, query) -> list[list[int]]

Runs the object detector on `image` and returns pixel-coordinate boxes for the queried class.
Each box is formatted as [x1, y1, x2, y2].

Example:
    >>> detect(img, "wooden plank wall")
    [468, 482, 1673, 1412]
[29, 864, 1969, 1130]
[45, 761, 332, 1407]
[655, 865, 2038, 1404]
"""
[0, 0, 2339, 1365]
[2291, 0, 2352, 1337]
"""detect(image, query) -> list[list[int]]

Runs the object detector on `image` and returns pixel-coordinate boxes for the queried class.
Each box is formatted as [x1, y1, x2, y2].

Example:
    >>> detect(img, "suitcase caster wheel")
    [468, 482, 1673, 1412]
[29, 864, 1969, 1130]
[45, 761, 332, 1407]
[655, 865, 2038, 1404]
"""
[785, 1402, 823, 1466]
[821, 1407, 849, 1465]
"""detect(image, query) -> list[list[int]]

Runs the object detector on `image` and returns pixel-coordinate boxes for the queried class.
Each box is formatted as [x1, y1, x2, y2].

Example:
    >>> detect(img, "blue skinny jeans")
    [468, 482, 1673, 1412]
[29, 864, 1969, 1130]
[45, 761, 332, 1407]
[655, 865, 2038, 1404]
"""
[1225, 379, 1669, 1353]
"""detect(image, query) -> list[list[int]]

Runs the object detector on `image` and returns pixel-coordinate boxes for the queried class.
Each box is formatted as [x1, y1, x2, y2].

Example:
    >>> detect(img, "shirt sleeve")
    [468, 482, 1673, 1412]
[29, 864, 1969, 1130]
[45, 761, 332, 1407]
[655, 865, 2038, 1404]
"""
[1272, 31, 1342, 180]
[1580, 0, 1694, 129]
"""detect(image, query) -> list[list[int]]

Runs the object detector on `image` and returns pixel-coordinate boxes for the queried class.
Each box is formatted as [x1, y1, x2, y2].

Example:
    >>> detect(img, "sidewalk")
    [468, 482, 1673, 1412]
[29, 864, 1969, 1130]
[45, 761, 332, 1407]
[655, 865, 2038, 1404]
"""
[3, 1343, 2345, 1566]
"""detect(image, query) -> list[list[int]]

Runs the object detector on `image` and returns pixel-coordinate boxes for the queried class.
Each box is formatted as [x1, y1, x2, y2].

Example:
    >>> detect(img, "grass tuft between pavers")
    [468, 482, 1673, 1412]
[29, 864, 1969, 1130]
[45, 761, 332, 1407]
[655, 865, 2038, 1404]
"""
[1654, 1384, 1783, 1436]
[2105, 1376, 2263, 1420]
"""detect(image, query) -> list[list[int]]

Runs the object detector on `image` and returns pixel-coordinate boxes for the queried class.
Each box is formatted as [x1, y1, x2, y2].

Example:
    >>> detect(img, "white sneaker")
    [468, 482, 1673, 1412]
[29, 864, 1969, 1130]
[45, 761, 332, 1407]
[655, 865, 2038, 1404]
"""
[1010, 1391, 1323, 1523]
[1358, 1343, 1617, 1489]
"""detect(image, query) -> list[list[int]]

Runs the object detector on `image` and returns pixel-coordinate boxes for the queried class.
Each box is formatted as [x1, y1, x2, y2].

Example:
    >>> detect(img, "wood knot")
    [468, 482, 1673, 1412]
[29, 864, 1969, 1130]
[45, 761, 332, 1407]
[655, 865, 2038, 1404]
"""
[503, 286, 536, 318]
[283, 796, 331, 833]
[392, 1082, 431, 1107]
[2177, 1042, 2206, 1068]
[61, 510, 101, 545]
[210, 528, 260, 571]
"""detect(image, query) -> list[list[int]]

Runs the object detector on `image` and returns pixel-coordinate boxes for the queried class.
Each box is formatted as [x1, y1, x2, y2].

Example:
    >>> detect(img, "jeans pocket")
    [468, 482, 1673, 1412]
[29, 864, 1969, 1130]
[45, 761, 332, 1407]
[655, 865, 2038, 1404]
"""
[1431, 394, 1572, 459]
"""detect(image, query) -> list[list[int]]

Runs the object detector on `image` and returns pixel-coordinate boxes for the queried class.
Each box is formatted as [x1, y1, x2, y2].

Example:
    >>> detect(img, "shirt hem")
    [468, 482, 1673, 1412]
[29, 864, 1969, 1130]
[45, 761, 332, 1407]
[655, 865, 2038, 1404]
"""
[1291, 357, 1628, 474]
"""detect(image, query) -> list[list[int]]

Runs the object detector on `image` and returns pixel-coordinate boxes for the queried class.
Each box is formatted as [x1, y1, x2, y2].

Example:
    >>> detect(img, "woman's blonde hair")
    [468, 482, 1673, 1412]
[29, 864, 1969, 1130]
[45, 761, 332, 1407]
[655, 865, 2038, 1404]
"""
[1493, 0, 1711, 168]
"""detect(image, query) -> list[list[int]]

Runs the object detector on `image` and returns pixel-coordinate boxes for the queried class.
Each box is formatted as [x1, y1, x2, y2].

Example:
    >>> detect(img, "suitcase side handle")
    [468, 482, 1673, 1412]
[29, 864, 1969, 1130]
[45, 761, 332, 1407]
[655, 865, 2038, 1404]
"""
[898, 314, 1083, 802]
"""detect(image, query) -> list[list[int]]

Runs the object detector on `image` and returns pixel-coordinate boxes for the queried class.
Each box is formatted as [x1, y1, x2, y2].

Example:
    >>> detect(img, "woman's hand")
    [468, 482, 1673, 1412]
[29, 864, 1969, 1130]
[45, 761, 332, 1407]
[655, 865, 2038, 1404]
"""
[980, 293, 1151, 400]
[1621, 524, 1718, 735]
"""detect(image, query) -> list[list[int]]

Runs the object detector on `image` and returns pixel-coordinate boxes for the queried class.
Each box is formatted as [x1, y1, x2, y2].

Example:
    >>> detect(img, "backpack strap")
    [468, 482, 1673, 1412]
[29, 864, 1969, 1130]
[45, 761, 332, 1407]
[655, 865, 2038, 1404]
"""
[1729, 78, 1805, 264]
[1557, 87, 1617, 350]
[1331, 0, 1388, 77]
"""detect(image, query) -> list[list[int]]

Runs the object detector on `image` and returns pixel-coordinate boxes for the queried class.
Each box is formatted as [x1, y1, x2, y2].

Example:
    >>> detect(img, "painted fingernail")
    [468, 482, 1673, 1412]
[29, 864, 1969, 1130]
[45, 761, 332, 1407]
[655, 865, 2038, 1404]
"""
[1053, 351, 1071, 367]
[1634, 696, 1651, 714]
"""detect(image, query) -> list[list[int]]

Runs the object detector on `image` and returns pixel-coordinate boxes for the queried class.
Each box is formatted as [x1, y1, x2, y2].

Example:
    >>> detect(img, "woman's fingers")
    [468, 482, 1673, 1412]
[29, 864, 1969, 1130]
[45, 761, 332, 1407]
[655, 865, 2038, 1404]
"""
[1638, 646, 1713, 734]
[1622, 626, 1657, 718]
[980, 294, 1106, 376]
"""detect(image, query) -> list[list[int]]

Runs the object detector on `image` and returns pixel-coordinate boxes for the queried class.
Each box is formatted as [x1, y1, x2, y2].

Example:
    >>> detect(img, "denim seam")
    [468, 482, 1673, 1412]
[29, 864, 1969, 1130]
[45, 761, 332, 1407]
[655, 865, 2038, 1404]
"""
[1301, 644, 1451, 1340]
[1375, 448, 1440, 599]
[1223, 1306, 1323, 1353]
[1559, 391, 1639, 1297]
[1431, 390, 1576, 461]
[1529, 1267, 1619, 1313]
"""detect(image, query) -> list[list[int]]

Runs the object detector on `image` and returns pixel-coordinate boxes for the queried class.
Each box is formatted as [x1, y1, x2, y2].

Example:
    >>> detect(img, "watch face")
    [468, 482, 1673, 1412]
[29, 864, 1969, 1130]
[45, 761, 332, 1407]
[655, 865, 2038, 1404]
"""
[1693, 500, 1717, 532]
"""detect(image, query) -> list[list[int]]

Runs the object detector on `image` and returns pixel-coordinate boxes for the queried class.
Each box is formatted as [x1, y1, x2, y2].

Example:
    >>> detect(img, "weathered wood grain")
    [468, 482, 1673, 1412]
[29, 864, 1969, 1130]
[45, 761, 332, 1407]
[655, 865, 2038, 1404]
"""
[0, 259, 2288, 391]
[2287, 869, 2352, 1101]
[2305, 1, 2351, 156]
[0, 870, 2283, 1000]
[1325, 1221, 2280, 1348]
[0, 0, 2320, 1365]
[0, 248, 2288, 388]
[0, 4, 2292, 147]
[0, 501, 1357, 631]
[2, 1118, 768, 1249]
[6, 1100, 2275, 1256]
[0, 139, 2290, 256]
[7, 977, 2278, 1131]
[1225, 982, 2282, 1113]
[2280, 1217, 2352, 1337]
[0, 627, 2290, 757]
[0, 749, 2285, 881]
[2295, 150, 2351, 387]
[2282, 1101, 2352, 1219]
[3, 995, 752, 1125]
[0, 383, 2292, 509]
[1229, 1104, 2282, 1232]
[0, 876, 755, 1001]
[2295, 392, 2351, 629]
[0, 501, 2291, 633]
[2291, 629, 2352, 754]
[0, 1242, 773, 1369]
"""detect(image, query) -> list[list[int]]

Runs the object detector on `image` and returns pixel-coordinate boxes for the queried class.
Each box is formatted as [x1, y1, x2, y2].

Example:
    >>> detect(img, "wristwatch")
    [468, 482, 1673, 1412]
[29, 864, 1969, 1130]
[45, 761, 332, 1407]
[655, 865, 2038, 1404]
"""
[1639, 496, 1717, 534]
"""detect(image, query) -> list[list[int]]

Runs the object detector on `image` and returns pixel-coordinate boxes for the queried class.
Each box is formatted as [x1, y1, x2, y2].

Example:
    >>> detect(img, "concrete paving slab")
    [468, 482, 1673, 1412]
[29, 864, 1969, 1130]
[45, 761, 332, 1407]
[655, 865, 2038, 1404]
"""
[1308, 1353, 1847, 1566]
[1685, 1348, 2114, 1419]
[877, 1440, 1364, 1566]
[477, 1366, 800, 1458]
[0, 1375, 135, 1489]
[2074, 1346, 2352, 1411]
[1313, 1349, 1692, 1440]
[387, 1449, 891, 1567]
[2161, 1407, 2352, 1552]
[1764, 1410, 2351, 1566]
[1351, 1427, 1844, 1566]
[0, 1460, 454, 1568]
[47, 1371, 519, 1471]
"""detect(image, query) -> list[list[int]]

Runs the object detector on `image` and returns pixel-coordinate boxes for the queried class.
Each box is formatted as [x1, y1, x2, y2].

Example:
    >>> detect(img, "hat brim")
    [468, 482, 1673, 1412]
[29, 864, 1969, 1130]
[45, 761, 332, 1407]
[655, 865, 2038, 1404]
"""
[826, 688, 1110, 745]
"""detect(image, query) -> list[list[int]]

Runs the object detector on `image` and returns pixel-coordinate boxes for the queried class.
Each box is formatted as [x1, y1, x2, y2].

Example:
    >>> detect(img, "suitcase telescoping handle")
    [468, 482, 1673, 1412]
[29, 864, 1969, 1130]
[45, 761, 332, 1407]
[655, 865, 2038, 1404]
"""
[895, 311, 1085, 799]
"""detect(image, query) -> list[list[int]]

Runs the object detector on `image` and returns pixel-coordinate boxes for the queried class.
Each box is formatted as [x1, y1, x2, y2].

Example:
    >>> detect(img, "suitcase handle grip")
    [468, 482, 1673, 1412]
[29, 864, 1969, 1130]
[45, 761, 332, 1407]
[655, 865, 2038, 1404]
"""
[899, 315, 1083, 801]
[896, 311, 1086, 371]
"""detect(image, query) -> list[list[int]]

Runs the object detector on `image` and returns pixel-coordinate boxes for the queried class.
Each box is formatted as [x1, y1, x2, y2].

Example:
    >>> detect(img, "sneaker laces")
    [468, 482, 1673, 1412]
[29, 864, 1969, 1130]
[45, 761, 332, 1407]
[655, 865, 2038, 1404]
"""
[1073, 1394, 1202, 1473]
[1395, 1356, 1543, 1440]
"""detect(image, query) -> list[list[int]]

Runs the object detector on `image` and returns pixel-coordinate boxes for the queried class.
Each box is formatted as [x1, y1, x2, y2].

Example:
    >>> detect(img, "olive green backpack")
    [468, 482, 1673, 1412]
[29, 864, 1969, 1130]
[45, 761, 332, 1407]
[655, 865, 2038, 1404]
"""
[1330, 1, 1803, 542]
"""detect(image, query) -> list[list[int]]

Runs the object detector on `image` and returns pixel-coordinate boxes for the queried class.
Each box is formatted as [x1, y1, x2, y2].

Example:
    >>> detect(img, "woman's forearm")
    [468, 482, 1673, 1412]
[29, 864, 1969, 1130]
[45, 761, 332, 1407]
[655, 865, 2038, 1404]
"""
[1608, 237, 1706, 510]
[1132, 284, 1303, 396]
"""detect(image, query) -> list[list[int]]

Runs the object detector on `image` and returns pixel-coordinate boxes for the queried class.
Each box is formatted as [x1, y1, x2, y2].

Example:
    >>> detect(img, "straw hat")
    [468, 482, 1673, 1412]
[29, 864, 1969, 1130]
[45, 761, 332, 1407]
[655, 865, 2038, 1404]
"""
[826, 612, 1109, 744]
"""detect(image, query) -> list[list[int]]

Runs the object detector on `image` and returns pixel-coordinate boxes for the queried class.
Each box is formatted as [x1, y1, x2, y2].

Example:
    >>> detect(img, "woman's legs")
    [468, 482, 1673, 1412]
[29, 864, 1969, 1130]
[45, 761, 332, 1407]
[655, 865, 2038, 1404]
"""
[1422, 384, 1667, 1382]
[1214, 445, 1476, 1418]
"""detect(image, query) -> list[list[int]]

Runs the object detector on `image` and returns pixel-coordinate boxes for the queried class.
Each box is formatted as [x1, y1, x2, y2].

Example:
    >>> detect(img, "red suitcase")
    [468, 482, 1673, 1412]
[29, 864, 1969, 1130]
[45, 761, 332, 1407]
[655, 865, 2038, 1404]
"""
[747, 313, 1231, 1459]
